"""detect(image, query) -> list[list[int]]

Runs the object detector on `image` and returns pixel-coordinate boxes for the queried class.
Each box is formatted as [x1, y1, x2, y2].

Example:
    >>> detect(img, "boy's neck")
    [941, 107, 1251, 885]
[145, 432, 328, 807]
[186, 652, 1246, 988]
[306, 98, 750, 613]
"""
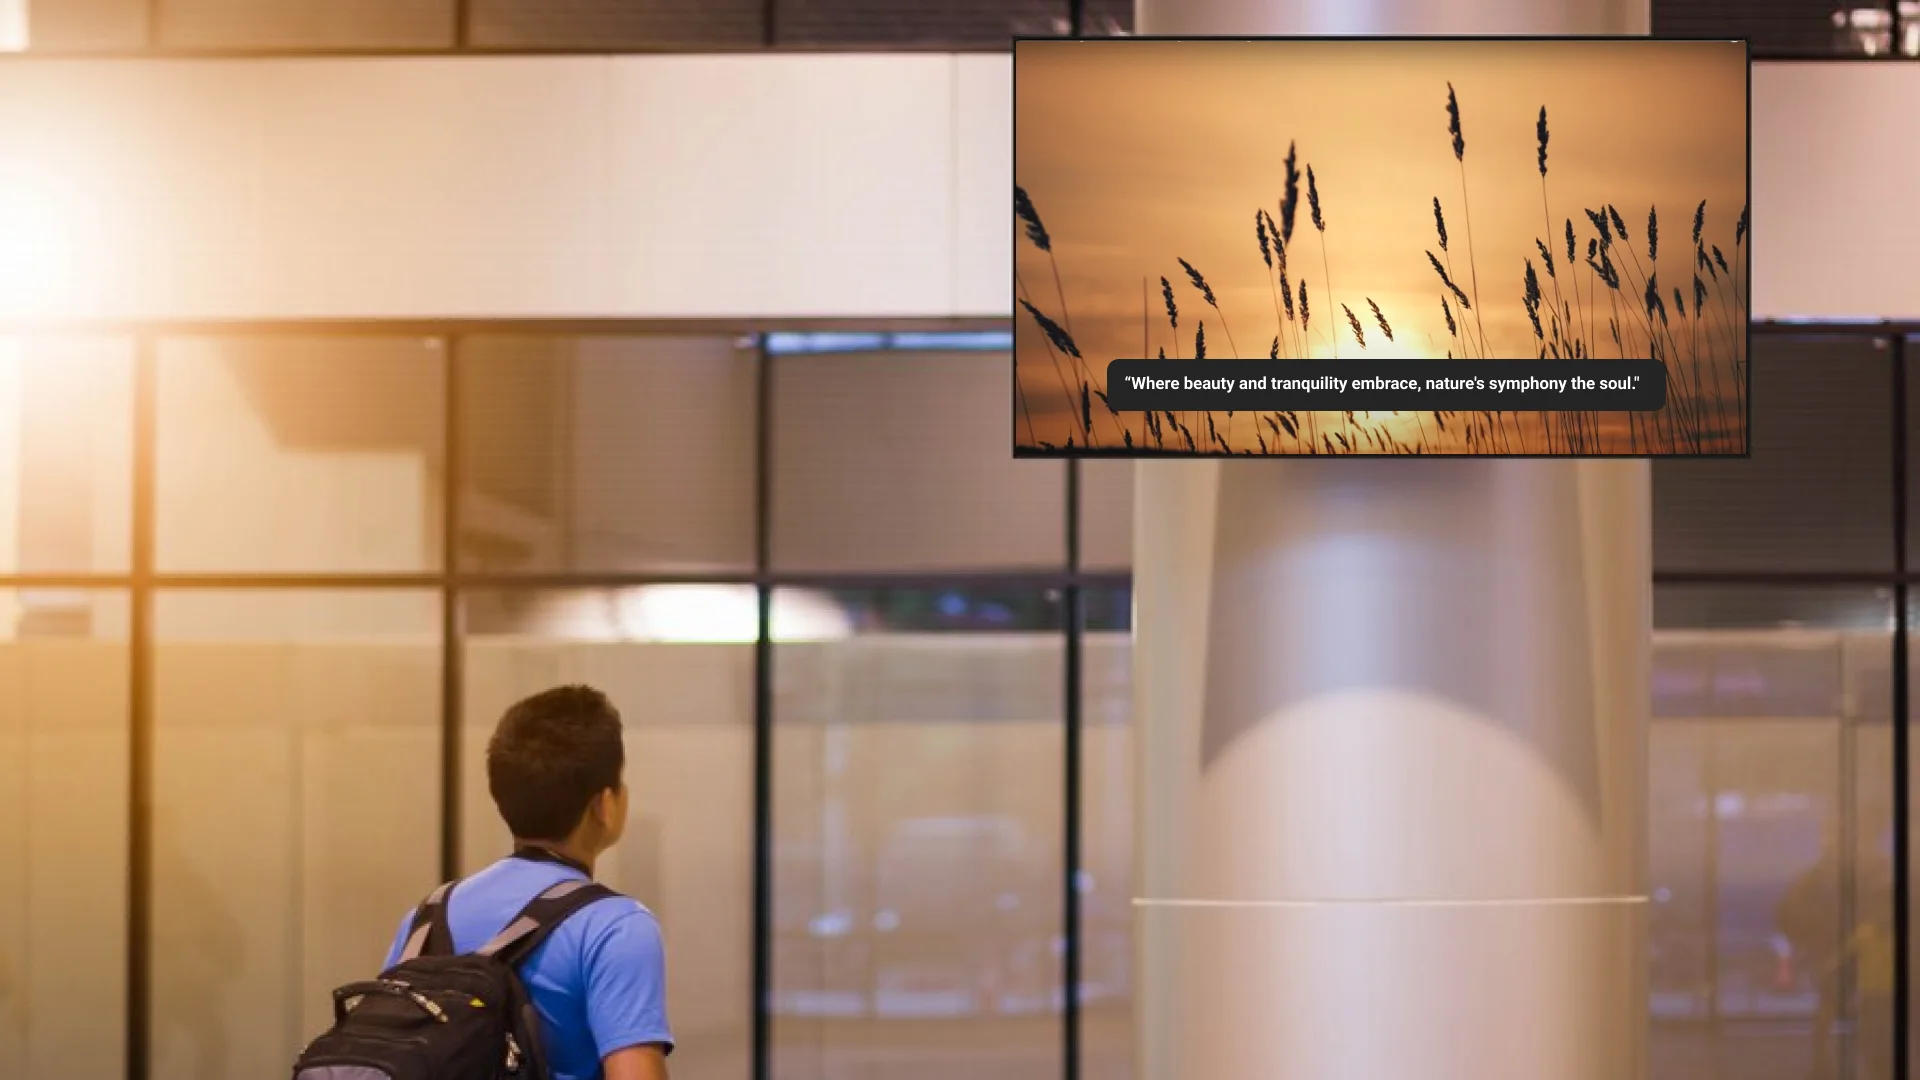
[513, 838, 596, 877]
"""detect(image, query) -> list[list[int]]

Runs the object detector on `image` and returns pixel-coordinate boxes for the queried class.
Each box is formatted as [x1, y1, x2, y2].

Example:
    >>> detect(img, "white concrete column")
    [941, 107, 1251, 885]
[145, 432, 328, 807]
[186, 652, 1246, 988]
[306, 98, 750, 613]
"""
[1131, 6, 1652, 1080]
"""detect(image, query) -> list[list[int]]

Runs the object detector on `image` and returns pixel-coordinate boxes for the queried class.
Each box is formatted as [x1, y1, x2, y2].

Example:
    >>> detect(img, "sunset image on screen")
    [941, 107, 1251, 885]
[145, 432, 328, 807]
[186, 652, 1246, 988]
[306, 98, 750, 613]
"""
[1013, 38, 1750, 457]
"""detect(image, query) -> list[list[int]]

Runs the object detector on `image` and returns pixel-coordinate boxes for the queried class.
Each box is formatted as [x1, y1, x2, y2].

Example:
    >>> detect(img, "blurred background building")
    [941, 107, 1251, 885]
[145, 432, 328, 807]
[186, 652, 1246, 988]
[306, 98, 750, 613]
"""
[0, 1, 1910, 1080]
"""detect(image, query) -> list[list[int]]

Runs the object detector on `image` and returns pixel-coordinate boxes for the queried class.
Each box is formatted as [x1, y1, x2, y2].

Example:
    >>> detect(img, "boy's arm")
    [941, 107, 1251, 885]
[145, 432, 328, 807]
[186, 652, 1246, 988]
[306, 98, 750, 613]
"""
[584, 902, 676, 1073]
[602, 1044, 670, 1080]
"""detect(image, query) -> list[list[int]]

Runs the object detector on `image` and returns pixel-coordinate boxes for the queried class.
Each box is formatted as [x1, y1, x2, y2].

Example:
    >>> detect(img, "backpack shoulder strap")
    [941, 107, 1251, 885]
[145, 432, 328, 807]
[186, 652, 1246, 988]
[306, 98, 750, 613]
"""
[477, 878, 620, 968]
[398, 880, 458, 962]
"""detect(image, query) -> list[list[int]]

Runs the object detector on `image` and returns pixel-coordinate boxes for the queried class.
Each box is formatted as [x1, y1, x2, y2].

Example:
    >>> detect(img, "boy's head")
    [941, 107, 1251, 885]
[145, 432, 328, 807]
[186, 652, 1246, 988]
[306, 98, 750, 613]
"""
[487, 684, 628, 853]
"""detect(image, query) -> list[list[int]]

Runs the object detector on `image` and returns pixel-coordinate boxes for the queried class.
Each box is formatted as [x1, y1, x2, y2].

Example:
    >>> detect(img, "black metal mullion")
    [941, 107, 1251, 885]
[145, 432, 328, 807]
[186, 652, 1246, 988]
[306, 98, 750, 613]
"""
[125, 334, 155, 1080]
[1891, 331, 1911, 1080]
[750, 338, 774, 1080]
[439, 337, 463, 883]
[1062, 460, 1083, 1080]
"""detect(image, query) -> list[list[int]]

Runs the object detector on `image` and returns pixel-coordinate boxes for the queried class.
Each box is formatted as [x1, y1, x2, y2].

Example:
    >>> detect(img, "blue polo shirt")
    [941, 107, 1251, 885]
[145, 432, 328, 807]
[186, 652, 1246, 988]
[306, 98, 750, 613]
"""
[383, 858, 673, 1080]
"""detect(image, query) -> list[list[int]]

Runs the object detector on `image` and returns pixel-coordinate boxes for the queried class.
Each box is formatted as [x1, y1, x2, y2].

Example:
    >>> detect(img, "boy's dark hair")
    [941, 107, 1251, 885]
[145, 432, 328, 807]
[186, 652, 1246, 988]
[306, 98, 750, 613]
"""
[487, 685, 625, 842]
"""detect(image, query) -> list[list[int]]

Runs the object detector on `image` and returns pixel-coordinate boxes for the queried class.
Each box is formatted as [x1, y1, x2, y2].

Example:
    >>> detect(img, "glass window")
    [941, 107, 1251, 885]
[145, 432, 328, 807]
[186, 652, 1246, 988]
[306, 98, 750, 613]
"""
[0, 590, 128, 1080]
[457, 335, 757, 576]
[469, 0, 764, 48]
[774, 0, 1068, 47]
[149, 590, 440, 1080]
[0, 338, 133, 573]
[1904, 336, 1920, 571]
[1081, 586, 1131, 1080]
[156, 0, 455, 49]
[1649, 585, 1892, 1080]
[460, 587, 755, 1080]
[1652, 0, 1895, 57]
[771, 351, 1066, 574]
[1654, 334, 1892, 574]
[25, 0, 149, 49]
[156, 336, 445, 574]
[772, 587, 1063, 1080]
[1078, 0, 1132, 35]
[1078, 460, 1132, 573]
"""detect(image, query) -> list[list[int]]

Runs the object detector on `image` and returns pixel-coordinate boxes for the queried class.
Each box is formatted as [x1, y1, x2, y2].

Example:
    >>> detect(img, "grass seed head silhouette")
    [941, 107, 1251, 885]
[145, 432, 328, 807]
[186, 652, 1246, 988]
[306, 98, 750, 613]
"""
[1280, 268, 1294, 318]
[1298, 280, 1310, 331]
[1536, 106, 1549, 176]
[1441, 294, 1457, 335]
[1195, 320, 1207, 359]
[1693, 200, 1706, 246]
[1263, 209, 1286, 272]
[1433, 197, 1449, 251]
[1343, 303, 1365, 347]
[1445, 82, 1465, 160]
[1281, 142, 1301, 243]
[1256, 210, 1273, 269]
[1013, 186, 1051, 252]
[1536, 238, 1557, 277]
[1736, 205, 1747, 245]
[1565, 219, 1576, 265]
[1019, 298, 1080, 359]
[1178, 257, 1218, 307]
[1367, 298, 1393, 341]
[1308, 166, 1325, 231]
[1647, 205, 1659, 263]
[1607, 204, 1629, 241]
[1160, 276, 1178, 328]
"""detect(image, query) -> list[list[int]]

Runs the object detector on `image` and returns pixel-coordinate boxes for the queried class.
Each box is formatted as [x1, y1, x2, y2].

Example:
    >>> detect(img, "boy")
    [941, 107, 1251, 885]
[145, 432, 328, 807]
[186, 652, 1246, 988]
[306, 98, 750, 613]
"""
[384, 685, 673, 1080]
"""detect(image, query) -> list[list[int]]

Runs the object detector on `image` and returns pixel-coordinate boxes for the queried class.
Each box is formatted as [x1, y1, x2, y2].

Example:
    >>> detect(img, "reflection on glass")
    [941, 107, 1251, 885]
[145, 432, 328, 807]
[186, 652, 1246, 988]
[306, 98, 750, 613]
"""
[0, 338, 133, 574]
[461, 589, 754, 1080]
[1081, 587, 1132, 1080]
[1078, 461, 1133, 573]
[770, 351, 1066, 574]
[773, 0, 1069, 45]
[457, 336, 757, 575]
[0, 590, 128, 1080]
[157, 0, 454, 48]
[772, 588, 1065, 1080]
[1650, 586, 1892, 1080]
[156, 337, 445, 573]
[1653, 334, 1892, 574]
[469, 0, 764, 47]
[150, 591, 440, 1080]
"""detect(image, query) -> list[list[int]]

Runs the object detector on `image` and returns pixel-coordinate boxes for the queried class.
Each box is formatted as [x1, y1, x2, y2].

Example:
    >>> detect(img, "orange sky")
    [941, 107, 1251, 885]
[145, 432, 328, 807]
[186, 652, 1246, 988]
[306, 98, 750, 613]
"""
[1013, 39, 1748, 451]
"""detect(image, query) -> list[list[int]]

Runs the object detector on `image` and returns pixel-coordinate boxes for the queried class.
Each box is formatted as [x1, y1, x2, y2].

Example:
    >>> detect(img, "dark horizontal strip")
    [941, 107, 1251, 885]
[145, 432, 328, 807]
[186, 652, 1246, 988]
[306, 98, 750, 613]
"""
[0, 317, 1887, 337]
[0, 40, 1907, 62]
[0, 570, 1133, 590]
[0, 42, 1024, 61]
[1104, 359, 1669, 413]
[1023, 448, 1748, 459]
[1652, 570, 1907, 586]
[0, 316, 1010, 337]
[1017, 33, 1748, 42]
[1753, 320, 1920, 335]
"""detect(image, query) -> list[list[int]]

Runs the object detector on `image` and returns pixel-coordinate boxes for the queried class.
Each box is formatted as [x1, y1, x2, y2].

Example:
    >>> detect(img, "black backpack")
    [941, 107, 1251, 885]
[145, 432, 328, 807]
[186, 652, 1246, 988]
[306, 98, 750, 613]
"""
[292, 875, 616, 1080]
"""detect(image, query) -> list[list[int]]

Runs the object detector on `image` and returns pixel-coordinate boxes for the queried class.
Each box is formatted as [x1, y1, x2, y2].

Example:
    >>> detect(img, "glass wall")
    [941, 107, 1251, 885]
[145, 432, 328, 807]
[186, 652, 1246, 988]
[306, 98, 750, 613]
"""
[3, 323, 1914, 1080]
[14, 0, 1086, 51]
